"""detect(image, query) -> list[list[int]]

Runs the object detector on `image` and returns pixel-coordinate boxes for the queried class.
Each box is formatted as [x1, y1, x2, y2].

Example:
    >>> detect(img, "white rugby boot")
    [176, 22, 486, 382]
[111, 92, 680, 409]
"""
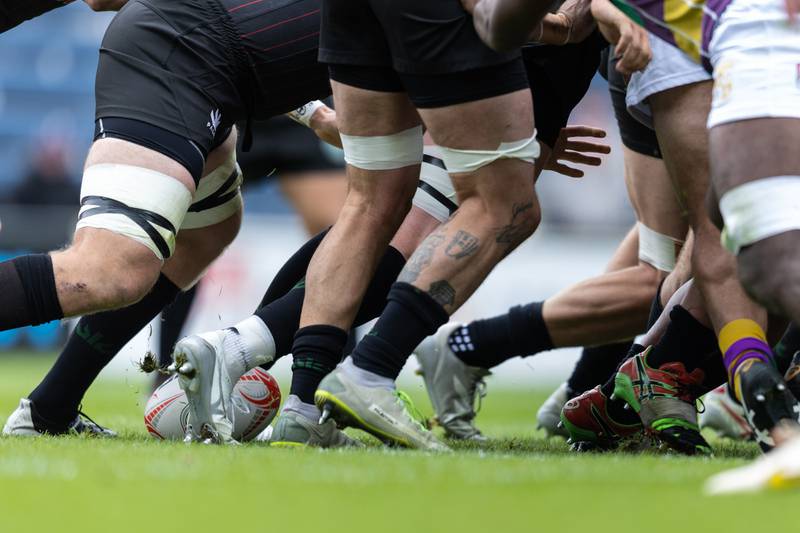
[269, 395, 361, 448]
[536, 382, 570, 438]
[315, 359, 450, 451]
[171, 316, 275, 444]
[699, 385, 753, 440]
[3, 398, 116, 437]
[414, 323, 490, 441]
[706, 429, 800, 495]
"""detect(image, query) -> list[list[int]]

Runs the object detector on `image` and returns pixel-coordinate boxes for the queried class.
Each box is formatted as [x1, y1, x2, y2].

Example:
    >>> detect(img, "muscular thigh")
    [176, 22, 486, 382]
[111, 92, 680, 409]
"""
[623, 146, 688, 239]
[649, 80, 713, 221]
[710, 118, 800, 196]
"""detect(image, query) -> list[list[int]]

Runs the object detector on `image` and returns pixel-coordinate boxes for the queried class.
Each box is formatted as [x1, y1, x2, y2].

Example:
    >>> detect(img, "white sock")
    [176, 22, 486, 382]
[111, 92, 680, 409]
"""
[281, 394, 320, 421]
[226, 315, 276, 370]
[341, 356, 395, 390]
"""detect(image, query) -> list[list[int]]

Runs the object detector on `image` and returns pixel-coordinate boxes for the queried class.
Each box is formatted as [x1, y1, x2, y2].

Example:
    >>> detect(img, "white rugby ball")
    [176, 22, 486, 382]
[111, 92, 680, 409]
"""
[144, 368, 281, 442]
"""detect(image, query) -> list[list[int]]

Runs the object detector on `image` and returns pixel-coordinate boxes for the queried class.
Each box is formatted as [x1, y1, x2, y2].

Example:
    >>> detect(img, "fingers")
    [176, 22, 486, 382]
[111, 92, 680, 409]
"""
[613, 20, 651, 75]
[558, 150, 603, 166]
[548, 162, 585, 178]
[564, 140, 611, 154]
[561, 125, 607, 138]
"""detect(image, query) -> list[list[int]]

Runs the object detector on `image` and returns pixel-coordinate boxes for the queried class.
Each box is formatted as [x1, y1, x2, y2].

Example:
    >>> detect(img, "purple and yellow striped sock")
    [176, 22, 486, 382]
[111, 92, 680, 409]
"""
[718, 319, 773, 402]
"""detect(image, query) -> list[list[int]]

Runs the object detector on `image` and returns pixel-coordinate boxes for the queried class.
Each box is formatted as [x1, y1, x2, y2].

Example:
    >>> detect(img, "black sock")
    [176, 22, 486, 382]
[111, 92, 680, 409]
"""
[646, 279, 665, 329]
[28, 273, 180, 427]
[449, 301, 553, 369]
[352, 282, 449, 380]
[257, 246, 406, 369]
[0, 254, 64, 330]
[290, 325, 348, 403]
[599, 343, 645, 425]
[646, 305, 719, 373]
[158, 285, 198, 367]
[567, 341, 633, 397]
[257, 228, 329, 308]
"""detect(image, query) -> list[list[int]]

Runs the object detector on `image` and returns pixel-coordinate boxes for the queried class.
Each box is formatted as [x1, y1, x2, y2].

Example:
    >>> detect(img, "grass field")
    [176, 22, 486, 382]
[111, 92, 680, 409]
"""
[0, 352, 794, 533]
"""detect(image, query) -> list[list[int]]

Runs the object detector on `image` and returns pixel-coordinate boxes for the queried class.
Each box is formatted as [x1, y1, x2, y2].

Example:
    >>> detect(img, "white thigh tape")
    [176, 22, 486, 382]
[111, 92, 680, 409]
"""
[412, 145, 459, 222]
[76, 164, 192, 260]
[719, 176, 800, 254]
[437, 132, 540, 174]
[287, 100, 325, 128]
[182, 152, 243, 230]
[340, 126, 423, 171]
[638, 222, 683, 272]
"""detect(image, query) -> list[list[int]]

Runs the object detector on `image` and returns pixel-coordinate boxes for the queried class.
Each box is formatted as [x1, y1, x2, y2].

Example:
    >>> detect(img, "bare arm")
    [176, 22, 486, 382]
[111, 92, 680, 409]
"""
[462, 0, 554, 52]
[591, 0, 651, 74]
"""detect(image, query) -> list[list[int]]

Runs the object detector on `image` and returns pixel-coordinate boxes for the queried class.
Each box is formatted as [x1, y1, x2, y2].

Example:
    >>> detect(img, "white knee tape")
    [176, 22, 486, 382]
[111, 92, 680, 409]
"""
[339, 126, 423, 171]
[719, 176, 800, 254]
[182, 152, 243, 230]
[412, 145, 458, 222]
[437, 132, 540, 174]
[638, 222, 683, 272]
[76, 164, 192, 260]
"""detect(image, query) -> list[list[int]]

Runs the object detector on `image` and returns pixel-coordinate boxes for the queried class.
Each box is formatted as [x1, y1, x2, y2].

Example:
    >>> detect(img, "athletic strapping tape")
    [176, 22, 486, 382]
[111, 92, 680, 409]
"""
[287, 100, 325, 128]
[76, 164, 192, 260]
[437, 132, 539, 174]
[719, 176, 800, 254]
[638, 222, 683, 272]
[412, 145, 458, 222]
[340, 126, 423, 171]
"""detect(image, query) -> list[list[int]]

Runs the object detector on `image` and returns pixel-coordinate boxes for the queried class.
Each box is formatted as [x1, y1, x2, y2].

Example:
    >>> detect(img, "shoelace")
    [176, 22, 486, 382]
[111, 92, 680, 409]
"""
[76, 407, 109, 434]
[471, 373, 490, 415]
[395, 390, 429, 431]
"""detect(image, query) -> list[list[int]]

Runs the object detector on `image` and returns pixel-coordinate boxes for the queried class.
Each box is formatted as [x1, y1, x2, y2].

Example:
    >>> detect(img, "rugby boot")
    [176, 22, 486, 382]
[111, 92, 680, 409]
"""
[783, 350, 800, 401]
[706, 429, 800, 495]
[536, 383, 570, 438]
[699, 385, 753, 440]
[269, 395, 361, 448]
[3, 398, 116, 437]
[736, 359, 800, 451]
[414, 323, 490, 442]
[613, 348, 712, 455]
[560, 386, 642, 451]
[315, 366, 450, 451]
[170, 330, 251, 444]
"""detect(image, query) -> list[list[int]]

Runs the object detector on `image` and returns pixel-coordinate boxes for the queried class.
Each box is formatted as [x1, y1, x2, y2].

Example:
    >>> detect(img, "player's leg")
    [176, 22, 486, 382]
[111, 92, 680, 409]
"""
[0, 141, 190, 328]
[3, 134, 243, 436]
[172, 150, 451, 447]
[700, 1, 800, 462]
[314, 31, 539, 449]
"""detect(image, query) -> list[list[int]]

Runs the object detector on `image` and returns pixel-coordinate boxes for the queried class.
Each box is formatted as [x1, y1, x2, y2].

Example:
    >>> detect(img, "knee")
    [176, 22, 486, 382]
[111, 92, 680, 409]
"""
[345, 172, 418, 229]
[58, 240, 160, 311]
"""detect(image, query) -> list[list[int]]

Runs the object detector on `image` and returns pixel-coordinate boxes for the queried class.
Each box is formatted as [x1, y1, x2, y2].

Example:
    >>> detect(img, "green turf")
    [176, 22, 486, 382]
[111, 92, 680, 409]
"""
[0, 352, 793, 532]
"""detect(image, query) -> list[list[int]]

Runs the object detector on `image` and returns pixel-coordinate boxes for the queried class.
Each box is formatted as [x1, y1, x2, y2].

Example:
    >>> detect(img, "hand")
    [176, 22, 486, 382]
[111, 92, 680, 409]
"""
[308, 106, 343, 149]
[557, 0, 595, 44]
[83, 0, 128, 11]
[544, 125, 610, 178]
[591, 0, 651, 74]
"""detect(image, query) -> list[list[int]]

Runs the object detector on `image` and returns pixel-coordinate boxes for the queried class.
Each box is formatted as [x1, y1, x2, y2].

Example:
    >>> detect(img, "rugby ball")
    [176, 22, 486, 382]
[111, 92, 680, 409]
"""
[144, 368, 281, 441]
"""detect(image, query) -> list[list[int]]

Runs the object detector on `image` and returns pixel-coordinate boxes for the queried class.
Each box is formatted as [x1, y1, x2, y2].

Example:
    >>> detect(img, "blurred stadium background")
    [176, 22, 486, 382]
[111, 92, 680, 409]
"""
[0, 4, 636, 389]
